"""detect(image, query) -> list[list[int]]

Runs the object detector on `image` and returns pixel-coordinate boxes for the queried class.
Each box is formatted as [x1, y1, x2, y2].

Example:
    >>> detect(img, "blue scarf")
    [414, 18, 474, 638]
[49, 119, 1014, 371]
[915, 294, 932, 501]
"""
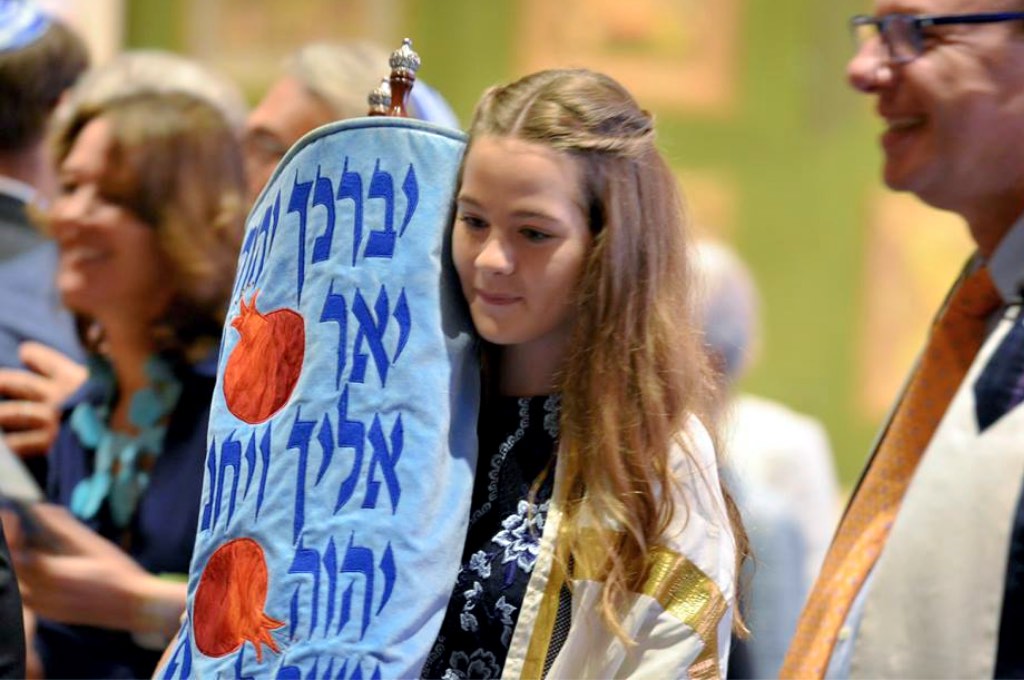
[68, 354, 183, 528]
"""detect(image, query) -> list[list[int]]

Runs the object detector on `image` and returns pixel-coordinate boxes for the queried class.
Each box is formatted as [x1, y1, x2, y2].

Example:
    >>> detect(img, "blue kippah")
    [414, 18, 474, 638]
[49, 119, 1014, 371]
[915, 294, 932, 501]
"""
[408, 80, 460, 130]
[0, 0, 51, 53]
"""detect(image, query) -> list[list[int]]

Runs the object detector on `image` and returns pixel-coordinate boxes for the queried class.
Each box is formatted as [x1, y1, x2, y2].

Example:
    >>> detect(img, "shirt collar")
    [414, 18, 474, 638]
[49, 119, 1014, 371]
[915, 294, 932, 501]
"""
[0, 174, 37, 205]
[986, 211, 1024, 305]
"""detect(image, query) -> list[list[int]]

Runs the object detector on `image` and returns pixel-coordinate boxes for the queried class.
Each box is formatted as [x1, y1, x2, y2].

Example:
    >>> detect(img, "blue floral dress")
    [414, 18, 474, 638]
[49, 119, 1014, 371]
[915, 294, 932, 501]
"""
[423, 394, 561, 679]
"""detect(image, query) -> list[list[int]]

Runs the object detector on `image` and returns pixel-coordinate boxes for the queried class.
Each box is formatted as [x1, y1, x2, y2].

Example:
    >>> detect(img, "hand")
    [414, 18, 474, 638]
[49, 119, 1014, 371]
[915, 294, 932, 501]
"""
[0, 342, 87, 456]
[5, 504, 185, 635]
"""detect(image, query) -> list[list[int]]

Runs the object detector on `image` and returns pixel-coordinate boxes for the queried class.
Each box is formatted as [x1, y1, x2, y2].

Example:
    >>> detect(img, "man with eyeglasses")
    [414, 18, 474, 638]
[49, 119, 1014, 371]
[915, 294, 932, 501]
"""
[781, 2, 1024, 678]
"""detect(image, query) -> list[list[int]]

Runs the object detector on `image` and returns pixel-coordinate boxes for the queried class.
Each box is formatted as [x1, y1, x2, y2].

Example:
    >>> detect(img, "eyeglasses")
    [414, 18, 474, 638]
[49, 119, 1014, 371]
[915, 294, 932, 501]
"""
[850, 11, 1024, 64]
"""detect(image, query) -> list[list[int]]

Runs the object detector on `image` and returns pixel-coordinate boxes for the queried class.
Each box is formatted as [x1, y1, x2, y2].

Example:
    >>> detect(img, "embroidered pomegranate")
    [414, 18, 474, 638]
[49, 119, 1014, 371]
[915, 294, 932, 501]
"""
[224, 291, 305, 423]
[192, 537, 285, 662]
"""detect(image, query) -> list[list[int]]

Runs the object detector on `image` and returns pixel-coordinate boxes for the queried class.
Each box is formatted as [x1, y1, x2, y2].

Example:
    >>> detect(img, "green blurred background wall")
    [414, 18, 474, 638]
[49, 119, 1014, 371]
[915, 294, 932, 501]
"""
[121, 0, 974, 487]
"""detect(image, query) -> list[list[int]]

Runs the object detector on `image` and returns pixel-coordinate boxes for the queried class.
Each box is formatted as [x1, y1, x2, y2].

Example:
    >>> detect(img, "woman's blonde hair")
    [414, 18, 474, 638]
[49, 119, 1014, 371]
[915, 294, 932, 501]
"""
[467, 68, 747, 638]
[55, 49, 249, 134]
[50, 91, 246, 360]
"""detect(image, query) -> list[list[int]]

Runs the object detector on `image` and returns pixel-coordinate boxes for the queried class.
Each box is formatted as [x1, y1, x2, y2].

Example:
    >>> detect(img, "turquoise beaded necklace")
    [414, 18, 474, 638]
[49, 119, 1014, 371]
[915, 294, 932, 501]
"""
[68, 354, 183, 528]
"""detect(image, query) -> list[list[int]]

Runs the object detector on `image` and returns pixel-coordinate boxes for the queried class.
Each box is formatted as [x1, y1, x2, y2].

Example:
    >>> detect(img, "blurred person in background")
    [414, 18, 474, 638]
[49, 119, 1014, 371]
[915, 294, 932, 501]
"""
[695, 238, 840, 678]
[0, 0, 87, 369]
[698, 239, 840, 583]
[0, 49, 248, 474]
[243, 39, 459, 203]
[0, 0, 88, 482]
[3, 90, 244, 679]
[0, 3, 89, 674]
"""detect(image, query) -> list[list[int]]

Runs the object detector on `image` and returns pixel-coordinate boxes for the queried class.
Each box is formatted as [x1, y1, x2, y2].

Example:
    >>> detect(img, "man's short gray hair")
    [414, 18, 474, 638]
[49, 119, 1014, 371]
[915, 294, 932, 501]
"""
[285, 41, 390, 120]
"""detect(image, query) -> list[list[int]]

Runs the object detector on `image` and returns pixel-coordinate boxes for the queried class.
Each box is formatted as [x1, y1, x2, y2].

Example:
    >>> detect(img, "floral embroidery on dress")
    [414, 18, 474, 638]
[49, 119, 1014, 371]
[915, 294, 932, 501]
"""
[459, 611, 479, 634]
[443, 649, 502, 679]
[469, 550, 491, 579]
[424, 395, 559, 680]
[494, 499, 550, 572]
[460, 580, 484, 633]
[457, 506, 548, 648]
[494, 596, 517, 647]
[463, 580, 484, 606]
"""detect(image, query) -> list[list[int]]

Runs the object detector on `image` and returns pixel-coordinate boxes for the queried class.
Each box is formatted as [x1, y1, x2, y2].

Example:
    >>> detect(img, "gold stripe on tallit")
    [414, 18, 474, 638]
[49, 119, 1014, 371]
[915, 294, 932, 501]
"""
[520, 540, 568, 679]
[640, 545, 727, 680]
[552, 538, 727, 679]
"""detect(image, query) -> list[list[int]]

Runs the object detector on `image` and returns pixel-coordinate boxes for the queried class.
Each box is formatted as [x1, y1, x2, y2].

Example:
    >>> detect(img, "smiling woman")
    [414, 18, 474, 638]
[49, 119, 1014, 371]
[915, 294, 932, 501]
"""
[48, 92, 244, 356]
[10, 91, 246, 679]
[50, 117, 174, 335]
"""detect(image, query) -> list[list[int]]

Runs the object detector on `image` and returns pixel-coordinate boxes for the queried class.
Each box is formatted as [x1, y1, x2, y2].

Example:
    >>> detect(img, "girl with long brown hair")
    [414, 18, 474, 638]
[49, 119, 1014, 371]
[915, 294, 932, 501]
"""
[423, 68, 746, 679]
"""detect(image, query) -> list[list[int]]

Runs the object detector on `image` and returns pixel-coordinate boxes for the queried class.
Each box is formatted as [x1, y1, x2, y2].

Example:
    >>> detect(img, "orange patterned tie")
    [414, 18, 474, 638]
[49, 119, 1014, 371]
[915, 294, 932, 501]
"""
[781, 262, 1002, 678]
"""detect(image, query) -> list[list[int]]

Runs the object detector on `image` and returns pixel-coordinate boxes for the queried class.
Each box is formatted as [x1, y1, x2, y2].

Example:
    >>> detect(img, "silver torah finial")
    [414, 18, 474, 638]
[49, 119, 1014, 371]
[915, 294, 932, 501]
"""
[387, 38, 420, 117]
[389, 37, 421, 77]
[367, 77, 391, 116]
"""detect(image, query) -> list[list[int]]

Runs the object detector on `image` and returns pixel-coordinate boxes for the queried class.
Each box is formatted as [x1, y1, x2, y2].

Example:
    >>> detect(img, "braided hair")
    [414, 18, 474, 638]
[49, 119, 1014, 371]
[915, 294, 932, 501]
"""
[465, 68, 748, 640]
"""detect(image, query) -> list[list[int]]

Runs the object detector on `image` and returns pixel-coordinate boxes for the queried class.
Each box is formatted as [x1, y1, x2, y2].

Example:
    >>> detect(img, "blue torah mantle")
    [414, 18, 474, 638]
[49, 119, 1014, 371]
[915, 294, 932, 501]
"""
[163, 118, 478, 678]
